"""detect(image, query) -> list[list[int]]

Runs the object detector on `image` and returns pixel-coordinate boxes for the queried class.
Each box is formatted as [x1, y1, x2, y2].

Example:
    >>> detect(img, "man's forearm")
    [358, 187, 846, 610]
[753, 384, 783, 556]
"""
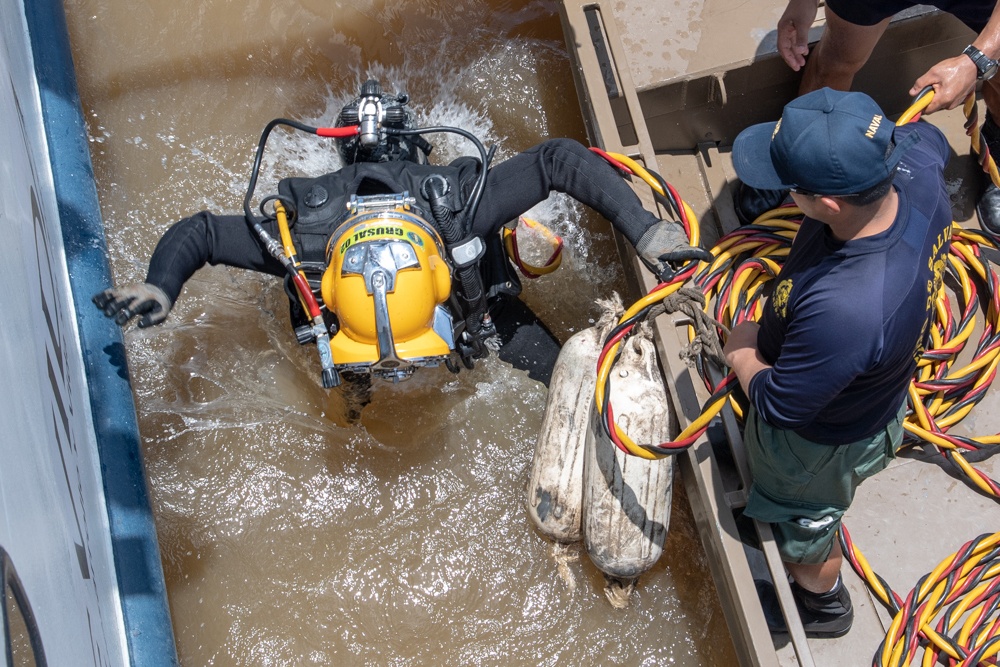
[729, 347, 771, 395]
[972, 1, 1000, 59]
[722, 321, 772, 394]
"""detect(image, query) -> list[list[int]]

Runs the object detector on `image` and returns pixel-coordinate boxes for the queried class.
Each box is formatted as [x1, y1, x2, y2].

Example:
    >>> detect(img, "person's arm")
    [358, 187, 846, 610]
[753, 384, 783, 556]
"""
[909, 3, 1000, 112]
[94, 212, 282, 327]
[470, 138, 710, 277]
[725, 316, 874, 433]
[723, 321, 770, 393]
[469, 138, 655, 243]
[777, 0, 821, 71]
[144, 212, 282, 303]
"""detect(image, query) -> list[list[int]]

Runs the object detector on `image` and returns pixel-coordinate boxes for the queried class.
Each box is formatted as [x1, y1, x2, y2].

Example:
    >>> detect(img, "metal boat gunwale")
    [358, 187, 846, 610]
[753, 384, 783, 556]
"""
[1, 0, 177, 663]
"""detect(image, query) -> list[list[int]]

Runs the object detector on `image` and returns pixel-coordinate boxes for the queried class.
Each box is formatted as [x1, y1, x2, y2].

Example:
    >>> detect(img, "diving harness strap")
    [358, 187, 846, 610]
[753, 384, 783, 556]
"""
[420, 174, 493, 367]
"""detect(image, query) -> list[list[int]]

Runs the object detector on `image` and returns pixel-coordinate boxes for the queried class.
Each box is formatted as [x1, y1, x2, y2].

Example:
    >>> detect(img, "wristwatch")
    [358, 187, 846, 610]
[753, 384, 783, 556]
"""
[963, 45, 999, 81]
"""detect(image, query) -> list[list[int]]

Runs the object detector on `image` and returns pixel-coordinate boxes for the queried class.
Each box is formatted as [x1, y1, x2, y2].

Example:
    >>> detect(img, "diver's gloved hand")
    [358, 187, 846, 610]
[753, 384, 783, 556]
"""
[92, 283, 173, 328]
[635, 220, 712, 281]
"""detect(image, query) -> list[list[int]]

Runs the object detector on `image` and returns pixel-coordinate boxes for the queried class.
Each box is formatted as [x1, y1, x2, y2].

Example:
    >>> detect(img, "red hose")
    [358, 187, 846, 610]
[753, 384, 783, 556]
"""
[290, 272, 322, 318]
[316, 125, 359, 138]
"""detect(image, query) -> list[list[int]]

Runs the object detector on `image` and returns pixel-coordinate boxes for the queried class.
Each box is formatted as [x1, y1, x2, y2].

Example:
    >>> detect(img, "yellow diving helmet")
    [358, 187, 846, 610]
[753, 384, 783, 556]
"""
[321, 193, 454, 381]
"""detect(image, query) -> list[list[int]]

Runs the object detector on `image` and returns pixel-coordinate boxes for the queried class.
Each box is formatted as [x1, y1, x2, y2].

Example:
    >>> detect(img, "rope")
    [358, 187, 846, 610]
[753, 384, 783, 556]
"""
[840, 528, 1000, 667]
[658, 287, 729, 369]
[588, 149, 719, 460]
[965, 92, 1000, 189]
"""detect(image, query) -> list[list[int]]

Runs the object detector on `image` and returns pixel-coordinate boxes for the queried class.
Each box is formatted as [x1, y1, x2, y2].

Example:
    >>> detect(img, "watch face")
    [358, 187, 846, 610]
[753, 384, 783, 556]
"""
[985, 62, 999, 80]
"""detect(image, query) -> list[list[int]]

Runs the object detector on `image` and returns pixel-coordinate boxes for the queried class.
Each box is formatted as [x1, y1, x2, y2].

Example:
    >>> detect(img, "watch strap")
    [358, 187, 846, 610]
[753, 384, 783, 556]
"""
[964, 45, 998, 80]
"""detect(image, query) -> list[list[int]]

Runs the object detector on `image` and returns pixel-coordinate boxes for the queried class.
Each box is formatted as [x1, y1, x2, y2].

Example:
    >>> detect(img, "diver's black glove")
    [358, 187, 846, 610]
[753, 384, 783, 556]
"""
[92, 283, 173, 328]
[635, 221, 712, 281]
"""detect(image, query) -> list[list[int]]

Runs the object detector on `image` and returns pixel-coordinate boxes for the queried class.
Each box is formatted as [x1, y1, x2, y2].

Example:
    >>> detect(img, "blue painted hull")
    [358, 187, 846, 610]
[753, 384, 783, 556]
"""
[1, 0, 176, 664]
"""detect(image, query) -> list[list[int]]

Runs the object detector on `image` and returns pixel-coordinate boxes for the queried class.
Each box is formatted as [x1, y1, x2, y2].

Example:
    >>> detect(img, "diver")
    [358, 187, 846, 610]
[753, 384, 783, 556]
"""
[93, 79, 709, 401]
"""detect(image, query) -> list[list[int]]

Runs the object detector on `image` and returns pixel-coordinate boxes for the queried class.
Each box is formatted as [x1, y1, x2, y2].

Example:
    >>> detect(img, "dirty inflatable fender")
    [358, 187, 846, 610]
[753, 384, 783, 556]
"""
[526, 298, 620, 542]
[582, 321, 673, 584]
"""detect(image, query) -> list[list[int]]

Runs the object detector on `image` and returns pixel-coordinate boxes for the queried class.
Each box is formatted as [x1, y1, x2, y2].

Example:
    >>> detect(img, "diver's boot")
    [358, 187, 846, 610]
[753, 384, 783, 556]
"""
[755, 575, 854, 639]
[733, 181, 790, 226]
[977, 115, 1000, 239]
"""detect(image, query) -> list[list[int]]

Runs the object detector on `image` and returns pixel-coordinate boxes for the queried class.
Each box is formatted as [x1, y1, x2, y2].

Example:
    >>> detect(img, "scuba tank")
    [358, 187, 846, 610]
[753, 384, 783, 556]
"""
[582, 317, 673, 605]
[526, 297, 618, 542]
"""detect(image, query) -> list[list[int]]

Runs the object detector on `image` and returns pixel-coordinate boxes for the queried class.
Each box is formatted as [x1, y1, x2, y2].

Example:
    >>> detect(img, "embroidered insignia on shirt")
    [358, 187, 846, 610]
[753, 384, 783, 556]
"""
[913, 225, 951, 361]
[772, 279, 792, 320]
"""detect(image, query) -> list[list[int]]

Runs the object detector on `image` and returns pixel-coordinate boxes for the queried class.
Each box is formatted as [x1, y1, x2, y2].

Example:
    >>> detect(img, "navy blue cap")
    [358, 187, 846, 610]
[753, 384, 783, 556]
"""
[732, 88, 918, 196]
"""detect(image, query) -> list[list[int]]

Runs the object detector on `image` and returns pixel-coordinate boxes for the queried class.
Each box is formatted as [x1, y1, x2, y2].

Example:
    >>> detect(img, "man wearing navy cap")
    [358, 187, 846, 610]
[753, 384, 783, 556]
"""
[724, 88, 953, 637]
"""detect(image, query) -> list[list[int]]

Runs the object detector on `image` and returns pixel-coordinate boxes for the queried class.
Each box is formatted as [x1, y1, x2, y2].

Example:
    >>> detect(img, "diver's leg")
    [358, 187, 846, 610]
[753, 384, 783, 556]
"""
[490, 295, 560, 386]
[340, 371, 373, 423]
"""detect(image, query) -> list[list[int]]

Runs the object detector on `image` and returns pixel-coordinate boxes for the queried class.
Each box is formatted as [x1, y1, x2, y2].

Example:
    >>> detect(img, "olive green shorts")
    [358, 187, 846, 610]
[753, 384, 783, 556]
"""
[742, 404, 903, 564]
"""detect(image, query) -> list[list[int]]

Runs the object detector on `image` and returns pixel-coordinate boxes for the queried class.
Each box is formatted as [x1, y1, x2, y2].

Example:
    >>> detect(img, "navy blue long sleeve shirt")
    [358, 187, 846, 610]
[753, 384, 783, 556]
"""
[747, 122, 954, 444]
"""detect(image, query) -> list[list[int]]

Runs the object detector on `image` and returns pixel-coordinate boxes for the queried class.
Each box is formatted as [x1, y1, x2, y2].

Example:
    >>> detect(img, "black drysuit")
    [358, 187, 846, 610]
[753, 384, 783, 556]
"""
[144, 138, 659, 384]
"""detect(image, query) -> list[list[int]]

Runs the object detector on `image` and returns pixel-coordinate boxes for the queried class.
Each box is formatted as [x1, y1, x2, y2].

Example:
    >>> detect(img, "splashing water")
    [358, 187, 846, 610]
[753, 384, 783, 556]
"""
[64, 0, 736, 663]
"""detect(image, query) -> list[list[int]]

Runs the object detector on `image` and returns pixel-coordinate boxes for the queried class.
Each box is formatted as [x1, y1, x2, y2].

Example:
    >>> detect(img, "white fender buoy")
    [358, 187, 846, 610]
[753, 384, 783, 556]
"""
[582, 320, 674, 589]
[526, 297, 620, 543]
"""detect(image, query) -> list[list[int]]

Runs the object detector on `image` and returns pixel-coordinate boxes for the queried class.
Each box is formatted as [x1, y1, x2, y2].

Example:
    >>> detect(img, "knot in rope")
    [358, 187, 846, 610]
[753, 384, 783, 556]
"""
[657, 287, 729, 369]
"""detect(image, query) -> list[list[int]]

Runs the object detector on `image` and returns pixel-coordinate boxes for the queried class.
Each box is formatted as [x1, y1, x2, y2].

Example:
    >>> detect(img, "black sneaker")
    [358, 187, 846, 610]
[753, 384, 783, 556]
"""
[733, 181, 790, 226]
[977, 116, 1000, 240]
[976, 181, 1000, 239]
[755, 576, 854, 639]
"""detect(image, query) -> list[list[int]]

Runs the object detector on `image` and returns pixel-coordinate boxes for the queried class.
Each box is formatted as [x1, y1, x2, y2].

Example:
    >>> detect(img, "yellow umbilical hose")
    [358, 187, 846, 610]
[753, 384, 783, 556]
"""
[590, 150, 712, 459]
[275, 200, 313, 317]
[502, 216, 564, 278]
[860, 89, 1000, 667]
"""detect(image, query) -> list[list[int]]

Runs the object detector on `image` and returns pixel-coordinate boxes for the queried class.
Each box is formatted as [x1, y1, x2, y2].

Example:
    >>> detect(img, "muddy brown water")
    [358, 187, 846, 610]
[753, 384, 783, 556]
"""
[64, 0, 737, 664]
